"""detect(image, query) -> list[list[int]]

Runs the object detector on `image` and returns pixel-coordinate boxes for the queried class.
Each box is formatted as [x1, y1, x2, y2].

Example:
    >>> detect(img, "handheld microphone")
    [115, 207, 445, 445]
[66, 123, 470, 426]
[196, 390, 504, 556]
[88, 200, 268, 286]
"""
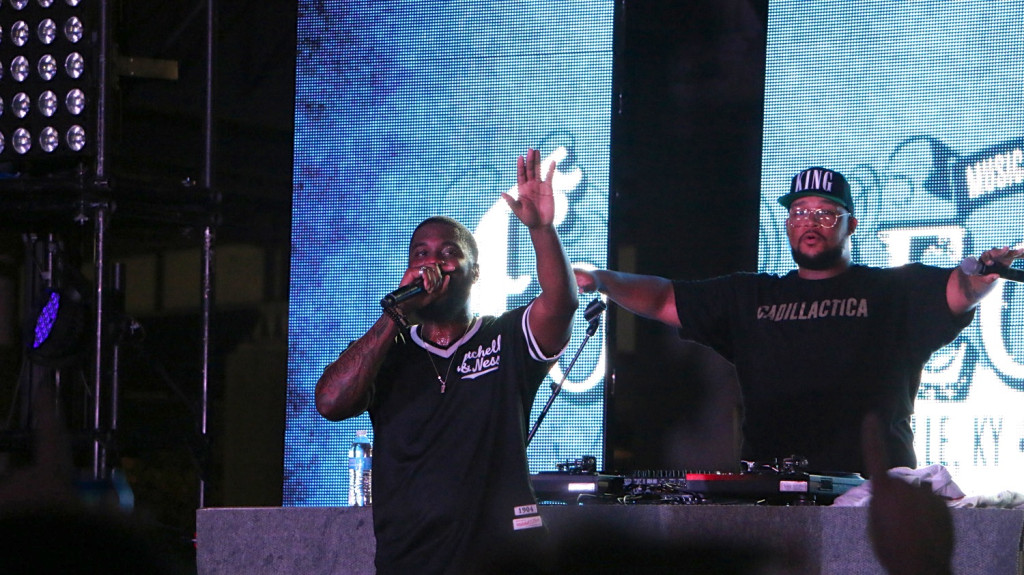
[960, 257, 1024, 283]
[380, 283, 424, 308]
[583, 298, 607, 322]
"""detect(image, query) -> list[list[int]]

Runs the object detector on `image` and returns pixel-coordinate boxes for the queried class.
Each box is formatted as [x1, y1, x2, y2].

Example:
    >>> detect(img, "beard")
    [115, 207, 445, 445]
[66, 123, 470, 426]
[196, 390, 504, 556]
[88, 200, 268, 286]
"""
[416, 298, 462, 322]
[791, 243, 846, 271]
[414, 284, 473, 322]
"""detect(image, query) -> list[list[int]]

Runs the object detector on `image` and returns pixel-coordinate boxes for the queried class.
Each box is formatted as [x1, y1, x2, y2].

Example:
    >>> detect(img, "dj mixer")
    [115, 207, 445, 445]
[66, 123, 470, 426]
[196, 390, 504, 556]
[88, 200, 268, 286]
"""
[532, 456, 866, 505]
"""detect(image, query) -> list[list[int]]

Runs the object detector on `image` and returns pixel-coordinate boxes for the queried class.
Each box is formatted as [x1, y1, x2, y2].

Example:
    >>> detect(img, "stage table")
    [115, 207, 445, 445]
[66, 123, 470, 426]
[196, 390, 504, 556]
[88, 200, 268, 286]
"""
[196, 504, 1023, 574]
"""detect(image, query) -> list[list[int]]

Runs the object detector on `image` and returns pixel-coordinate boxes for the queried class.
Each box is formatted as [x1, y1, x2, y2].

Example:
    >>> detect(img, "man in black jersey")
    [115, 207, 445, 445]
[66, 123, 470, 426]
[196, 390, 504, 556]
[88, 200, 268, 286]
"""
[576, 166, 1022, 474]
[315, 148, 577, 574]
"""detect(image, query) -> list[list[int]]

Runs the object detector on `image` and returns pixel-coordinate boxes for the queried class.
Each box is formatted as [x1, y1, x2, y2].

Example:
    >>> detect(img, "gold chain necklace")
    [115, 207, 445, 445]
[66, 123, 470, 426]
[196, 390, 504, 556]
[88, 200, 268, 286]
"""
[426, 349, 458, 393]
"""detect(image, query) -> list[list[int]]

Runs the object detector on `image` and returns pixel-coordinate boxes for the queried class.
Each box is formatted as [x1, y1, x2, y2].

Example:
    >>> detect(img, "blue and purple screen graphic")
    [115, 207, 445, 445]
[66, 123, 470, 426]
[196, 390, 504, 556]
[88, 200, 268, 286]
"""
[285, 1, 613, 505]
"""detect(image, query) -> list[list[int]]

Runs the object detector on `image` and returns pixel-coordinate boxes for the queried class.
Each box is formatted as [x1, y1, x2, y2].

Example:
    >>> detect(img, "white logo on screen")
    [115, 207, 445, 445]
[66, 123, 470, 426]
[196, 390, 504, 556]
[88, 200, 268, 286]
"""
[471, 146, 605, 393]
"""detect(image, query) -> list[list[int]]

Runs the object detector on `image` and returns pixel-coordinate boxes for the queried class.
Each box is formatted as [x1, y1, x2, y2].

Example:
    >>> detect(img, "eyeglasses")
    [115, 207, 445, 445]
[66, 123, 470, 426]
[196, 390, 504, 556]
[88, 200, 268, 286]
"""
[786, 208, 850, 229]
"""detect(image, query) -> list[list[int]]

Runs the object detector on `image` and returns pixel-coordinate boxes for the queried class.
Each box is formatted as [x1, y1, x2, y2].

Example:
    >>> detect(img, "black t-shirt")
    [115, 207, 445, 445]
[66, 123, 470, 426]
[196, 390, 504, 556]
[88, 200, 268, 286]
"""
[673, 264, 973, 473]
[368, 303, 557, 575]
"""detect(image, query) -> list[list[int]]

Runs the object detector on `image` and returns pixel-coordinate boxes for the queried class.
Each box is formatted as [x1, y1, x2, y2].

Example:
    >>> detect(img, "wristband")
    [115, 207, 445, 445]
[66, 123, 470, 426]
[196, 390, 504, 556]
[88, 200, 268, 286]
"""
[382, 304, 409, 330]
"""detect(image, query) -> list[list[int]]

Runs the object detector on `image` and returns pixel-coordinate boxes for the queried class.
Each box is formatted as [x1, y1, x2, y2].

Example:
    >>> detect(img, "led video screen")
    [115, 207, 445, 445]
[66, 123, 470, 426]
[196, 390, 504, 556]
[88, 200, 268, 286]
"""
[761, 2, 1024, 494]
[285, 1, 613, 505]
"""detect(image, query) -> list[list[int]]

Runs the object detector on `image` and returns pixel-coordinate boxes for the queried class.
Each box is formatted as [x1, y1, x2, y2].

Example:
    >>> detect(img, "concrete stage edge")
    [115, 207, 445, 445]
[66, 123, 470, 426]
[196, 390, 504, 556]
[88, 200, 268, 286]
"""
[197, 505, 1024, 574]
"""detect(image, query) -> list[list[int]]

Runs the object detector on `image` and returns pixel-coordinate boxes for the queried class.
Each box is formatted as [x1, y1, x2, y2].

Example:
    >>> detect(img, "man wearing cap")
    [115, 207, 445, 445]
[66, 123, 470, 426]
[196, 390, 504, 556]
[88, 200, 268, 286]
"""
[576, 166, 1023, 474]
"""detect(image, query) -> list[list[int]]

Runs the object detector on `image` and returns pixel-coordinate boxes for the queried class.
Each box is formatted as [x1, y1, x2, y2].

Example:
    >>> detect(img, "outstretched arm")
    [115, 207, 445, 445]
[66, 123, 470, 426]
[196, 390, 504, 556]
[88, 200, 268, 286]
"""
[575, 268, 681, 328]
[947, 246, 1024, 315]
[502, 148, 578, 356]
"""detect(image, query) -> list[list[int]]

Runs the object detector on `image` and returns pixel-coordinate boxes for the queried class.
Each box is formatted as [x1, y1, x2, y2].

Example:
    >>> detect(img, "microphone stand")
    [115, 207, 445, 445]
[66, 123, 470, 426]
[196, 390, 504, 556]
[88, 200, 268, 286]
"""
[526, 299, 605, 446]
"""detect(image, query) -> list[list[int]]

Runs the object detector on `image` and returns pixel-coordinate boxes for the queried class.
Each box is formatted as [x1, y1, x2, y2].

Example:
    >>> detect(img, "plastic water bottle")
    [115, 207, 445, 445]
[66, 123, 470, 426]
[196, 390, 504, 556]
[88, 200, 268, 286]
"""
[348, 430, 373, 506]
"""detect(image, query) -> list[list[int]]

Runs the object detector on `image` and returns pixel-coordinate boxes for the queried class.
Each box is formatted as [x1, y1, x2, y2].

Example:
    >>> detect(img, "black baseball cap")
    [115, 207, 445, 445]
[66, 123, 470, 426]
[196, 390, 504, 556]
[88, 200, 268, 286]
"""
[778, 167, 853, 213]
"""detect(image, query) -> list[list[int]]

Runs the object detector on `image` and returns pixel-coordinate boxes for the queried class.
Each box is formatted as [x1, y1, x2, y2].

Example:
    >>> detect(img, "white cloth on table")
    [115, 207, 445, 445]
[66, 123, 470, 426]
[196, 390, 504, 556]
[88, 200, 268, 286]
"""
[830, 464, 1024, 508]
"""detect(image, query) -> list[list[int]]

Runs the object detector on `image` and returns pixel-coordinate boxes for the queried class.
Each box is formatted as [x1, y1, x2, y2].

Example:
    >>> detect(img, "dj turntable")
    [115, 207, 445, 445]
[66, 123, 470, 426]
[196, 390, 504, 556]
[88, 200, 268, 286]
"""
[531, 456, 866, 505]
[680, 470, 865, 503]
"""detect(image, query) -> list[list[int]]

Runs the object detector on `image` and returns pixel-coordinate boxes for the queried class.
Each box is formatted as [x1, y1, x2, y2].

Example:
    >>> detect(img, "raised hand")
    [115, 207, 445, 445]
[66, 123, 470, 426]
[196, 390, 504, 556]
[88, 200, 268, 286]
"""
[504, 148, 557, 230]
[978, 246, 1024, 281]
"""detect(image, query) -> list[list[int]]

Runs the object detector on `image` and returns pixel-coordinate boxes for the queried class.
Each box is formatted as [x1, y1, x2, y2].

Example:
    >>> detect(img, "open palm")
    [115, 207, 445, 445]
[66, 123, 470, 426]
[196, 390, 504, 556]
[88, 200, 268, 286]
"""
[504, 147, 556, 229]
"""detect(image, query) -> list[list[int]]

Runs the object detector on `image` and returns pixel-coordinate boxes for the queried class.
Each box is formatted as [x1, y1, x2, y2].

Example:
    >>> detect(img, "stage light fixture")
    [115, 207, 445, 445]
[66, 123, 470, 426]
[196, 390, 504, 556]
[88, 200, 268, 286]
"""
[0, 0, 98, 178]
[29, 285, 86, 366]
[33, 290, 64, 347]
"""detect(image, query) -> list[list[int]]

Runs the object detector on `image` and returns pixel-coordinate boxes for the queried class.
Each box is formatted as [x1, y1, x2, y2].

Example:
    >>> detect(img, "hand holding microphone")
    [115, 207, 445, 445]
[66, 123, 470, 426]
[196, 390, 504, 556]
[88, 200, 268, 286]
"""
[960, 247, 1024, 283]
[381, 264, 446, 308]
[380, 283, 426, 307]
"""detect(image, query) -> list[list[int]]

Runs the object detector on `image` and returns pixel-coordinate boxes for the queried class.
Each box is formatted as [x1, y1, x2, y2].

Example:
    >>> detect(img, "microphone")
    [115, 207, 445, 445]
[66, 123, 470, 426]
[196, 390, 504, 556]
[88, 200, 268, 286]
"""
[960, 257, 1024, 283]
[583, 298, 606, 322]
[380, 283, 424, 308]
[583, 298, 606, 336]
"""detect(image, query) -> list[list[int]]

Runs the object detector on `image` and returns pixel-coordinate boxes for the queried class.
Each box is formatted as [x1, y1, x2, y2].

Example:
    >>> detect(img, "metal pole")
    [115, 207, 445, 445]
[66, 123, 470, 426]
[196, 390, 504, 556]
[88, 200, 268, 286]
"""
[203, 0, 214, 192]
[96, 0, 109, 180]
[196, 0, 216, 510]
[92, 206, 107, 480]
[199, 227, 214, 507]
[44, 235, 61, 414]
[110, 263, 125, 435]
[93, 0, 111, 480]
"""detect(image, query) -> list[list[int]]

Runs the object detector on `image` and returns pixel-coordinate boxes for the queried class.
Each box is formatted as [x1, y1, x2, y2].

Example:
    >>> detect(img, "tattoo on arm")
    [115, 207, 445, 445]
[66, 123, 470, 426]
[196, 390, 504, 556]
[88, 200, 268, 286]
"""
[958, 268, 985, 304]
[316, 315, 398, 419]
